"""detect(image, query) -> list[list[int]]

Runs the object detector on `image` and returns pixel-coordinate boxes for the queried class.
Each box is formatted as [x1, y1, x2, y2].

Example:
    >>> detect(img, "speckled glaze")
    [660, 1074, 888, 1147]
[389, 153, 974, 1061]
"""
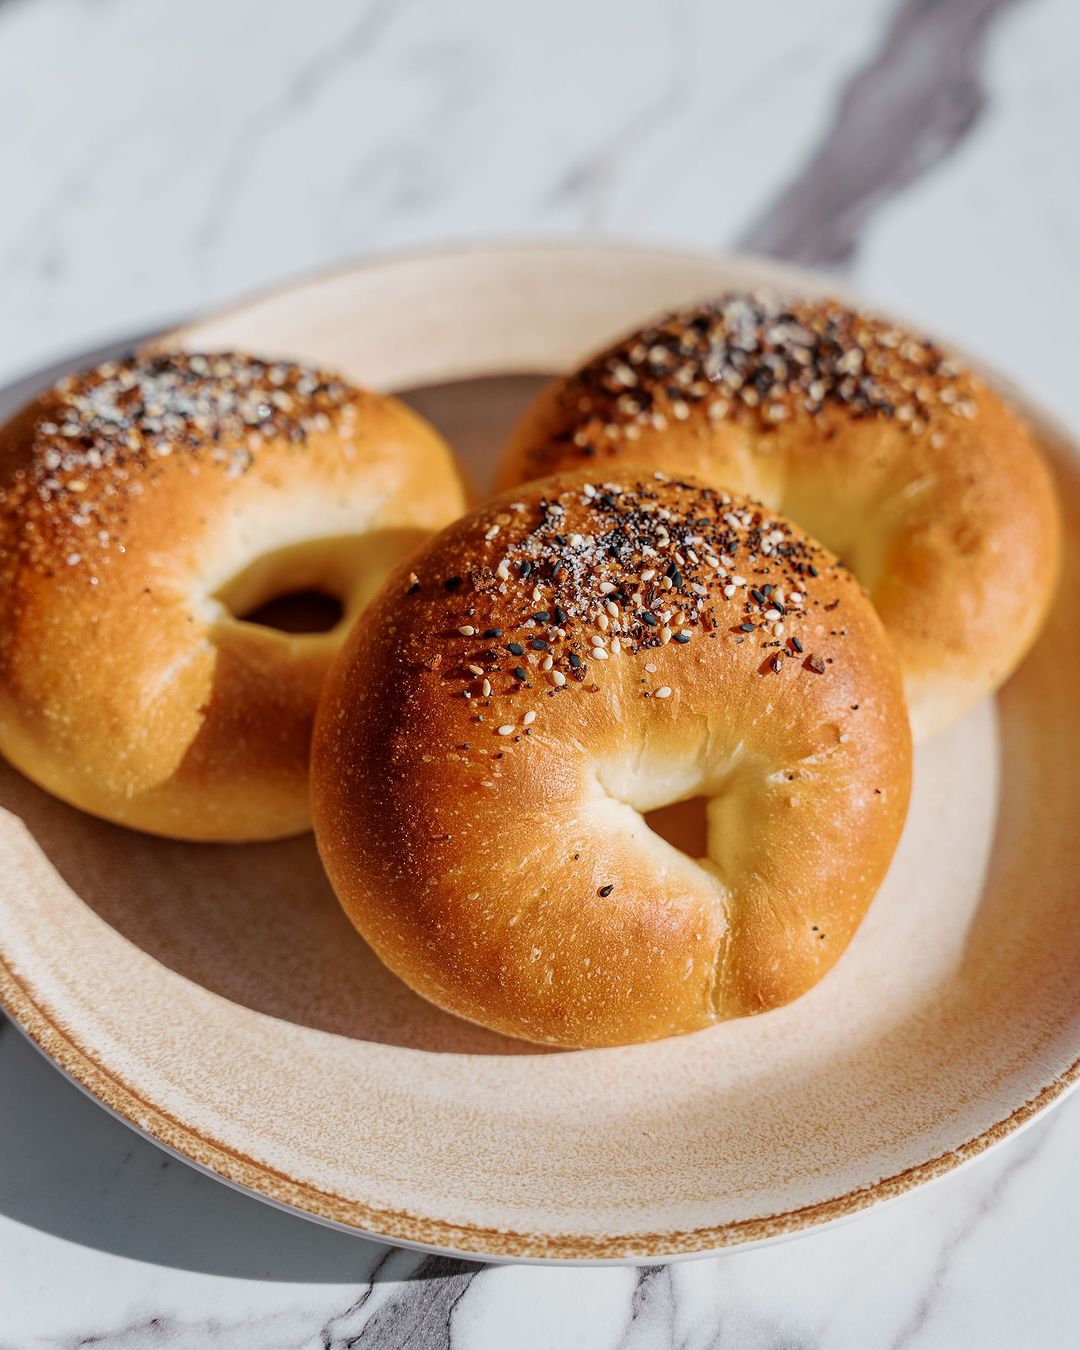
[1, 246, 1077, 1261]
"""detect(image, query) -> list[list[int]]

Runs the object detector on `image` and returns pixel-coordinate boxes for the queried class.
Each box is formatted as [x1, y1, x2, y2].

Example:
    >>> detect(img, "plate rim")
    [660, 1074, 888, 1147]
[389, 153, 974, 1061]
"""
[2, 240, 1079, 1263]
[5, 954, 1079, 1263]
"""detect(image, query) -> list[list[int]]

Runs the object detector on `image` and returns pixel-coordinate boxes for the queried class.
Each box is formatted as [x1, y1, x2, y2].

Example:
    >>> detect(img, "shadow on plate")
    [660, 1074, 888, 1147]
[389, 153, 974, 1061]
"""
[0, 371, 550, 1275]
[0, 760, 552, 1055]
[0, 374, 557, 1057]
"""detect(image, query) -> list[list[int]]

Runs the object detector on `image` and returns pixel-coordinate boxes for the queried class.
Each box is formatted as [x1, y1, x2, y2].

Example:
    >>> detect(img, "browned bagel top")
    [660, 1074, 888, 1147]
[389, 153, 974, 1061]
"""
[313, 469, 911, 1047]
[499, 293, 1061, 739]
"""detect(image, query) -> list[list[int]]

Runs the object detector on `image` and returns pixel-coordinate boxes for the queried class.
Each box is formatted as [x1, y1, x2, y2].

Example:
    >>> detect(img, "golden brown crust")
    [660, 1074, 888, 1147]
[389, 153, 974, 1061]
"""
[0, 352, 468, 840]
[312, 469, 912, 1047]
[498, 294, 1061, 739]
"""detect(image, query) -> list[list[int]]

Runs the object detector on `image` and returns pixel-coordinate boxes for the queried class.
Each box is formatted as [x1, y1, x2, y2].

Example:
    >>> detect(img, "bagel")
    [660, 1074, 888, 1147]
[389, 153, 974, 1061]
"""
[0, 351, 467, 840]
[312, 469, 911, 1048]
[498, 293, 1060, 740]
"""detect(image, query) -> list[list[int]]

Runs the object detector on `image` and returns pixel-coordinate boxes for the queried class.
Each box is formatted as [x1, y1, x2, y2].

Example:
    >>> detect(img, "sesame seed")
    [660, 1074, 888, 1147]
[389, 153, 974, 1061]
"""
[523, 711, 536, 726]
[428, 474, 842, 736]
[458, 625, 476, 636]
[655, 686, 672, 699]
[497, 725, 515, 736]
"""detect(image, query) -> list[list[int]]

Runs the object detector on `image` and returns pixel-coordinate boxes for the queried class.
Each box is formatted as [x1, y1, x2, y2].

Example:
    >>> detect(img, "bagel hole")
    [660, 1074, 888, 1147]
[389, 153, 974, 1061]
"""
[642, 796, 711, 861]
[238, 589, 344, 634]
[211, 530, 433, 639]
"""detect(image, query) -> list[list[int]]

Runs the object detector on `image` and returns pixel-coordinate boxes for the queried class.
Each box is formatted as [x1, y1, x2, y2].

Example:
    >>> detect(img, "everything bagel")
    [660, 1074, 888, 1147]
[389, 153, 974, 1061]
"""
[498, 294, 1060, 740]
[312, 470, 911, 1048]
[0, 351, 467, 840]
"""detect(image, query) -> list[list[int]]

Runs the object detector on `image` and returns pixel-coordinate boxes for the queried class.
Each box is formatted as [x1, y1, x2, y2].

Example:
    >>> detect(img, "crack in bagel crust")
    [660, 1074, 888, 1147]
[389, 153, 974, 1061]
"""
[498, 293, 1061, 742]
[313, 471, 912, 1049]
[0, 351, 468, 840]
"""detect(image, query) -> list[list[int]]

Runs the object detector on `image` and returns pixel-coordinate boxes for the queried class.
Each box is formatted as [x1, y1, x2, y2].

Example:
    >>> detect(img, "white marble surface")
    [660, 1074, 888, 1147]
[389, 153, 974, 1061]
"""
[2, 0, 1080, 1344]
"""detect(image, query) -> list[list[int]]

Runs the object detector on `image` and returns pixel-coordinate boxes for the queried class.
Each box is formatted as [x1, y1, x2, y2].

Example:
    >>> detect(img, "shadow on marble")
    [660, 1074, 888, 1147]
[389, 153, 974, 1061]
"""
[0, 1018, 480, 1282]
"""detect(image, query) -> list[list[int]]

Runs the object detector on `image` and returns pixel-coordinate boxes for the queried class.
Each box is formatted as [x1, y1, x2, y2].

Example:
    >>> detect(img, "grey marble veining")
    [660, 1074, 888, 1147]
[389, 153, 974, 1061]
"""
[740, 0, 1025, 268]
[1, 0, 1079, 1344]
[4, 988, 1075, 1348]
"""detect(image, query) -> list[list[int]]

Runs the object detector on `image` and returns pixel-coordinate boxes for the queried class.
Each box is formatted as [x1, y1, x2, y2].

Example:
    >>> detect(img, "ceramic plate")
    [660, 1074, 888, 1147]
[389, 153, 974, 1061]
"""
[1, 245, 1078, 1262]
